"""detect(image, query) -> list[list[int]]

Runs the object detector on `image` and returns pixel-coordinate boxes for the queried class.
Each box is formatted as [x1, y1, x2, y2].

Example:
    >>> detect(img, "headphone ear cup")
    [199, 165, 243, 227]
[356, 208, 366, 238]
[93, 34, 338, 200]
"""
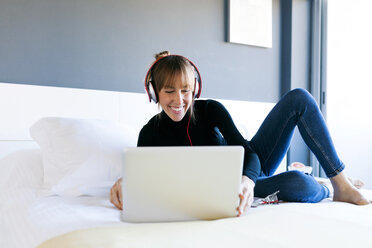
[192, 64, 202, 99]
[148, 82, 158, 103]
[194, 78, 202, 99]
[193, 79, 199, 99]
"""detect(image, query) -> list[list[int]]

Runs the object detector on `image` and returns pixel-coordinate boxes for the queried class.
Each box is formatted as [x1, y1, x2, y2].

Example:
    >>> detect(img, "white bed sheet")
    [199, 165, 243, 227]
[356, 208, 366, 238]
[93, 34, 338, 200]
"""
[2, 185, 372, 248]
[1, 148, 372, 248]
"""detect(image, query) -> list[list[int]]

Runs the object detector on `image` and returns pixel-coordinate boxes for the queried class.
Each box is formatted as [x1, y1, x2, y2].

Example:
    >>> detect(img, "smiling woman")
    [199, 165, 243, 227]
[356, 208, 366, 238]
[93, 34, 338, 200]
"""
[110, 50, 371, 217]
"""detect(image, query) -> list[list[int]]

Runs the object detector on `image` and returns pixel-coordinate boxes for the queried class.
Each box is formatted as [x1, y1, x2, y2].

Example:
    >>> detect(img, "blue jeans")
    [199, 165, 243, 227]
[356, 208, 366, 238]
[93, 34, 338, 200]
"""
[249, 88, 344, 203]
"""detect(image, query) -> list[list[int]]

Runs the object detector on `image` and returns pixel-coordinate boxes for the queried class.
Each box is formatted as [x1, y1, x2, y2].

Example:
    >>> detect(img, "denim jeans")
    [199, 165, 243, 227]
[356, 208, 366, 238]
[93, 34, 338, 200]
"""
[249, 88, 344, 203]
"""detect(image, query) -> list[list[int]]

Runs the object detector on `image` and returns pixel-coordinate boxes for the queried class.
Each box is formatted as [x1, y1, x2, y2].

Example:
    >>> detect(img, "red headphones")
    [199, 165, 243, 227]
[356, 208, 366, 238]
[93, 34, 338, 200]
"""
[144, 55, 202, 103]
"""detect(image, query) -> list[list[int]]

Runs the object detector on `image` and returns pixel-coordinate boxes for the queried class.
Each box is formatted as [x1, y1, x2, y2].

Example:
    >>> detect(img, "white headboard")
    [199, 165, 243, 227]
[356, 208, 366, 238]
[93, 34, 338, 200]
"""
[0, 82, 286, 172]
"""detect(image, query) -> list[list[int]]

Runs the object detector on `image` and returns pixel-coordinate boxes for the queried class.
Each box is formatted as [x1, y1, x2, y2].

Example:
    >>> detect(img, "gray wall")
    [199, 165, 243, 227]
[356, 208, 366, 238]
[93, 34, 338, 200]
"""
[0, 0, 314, 166]
[0, 0, 281, 103]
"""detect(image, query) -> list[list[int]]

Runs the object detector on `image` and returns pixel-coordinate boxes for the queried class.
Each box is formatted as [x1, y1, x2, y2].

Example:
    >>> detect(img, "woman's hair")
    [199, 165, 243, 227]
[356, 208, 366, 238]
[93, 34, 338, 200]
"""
[150, 51, 195, 95]
[149, 51, 197, 120]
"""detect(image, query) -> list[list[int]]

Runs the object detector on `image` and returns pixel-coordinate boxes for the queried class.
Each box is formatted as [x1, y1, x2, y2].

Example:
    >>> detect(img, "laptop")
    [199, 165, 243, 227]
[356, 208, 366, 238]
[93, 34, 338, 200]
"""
[120, 146, 244, 223]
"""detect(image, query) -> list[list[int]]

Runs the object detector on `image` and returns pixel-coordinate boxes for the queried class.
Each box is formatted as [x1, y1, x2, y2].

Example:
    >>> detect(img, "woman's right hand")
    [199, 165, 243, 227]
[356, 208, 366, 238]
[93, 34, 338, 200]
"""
[110, 178, 123, 210]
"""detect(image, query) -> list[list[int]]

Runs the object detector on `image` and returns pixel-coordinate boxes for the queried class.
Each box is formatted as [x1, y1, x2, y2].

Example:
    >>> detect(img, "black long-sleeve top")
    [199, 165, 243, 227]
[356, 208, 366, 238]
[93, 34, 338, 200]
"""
[137, 99, 261, 183]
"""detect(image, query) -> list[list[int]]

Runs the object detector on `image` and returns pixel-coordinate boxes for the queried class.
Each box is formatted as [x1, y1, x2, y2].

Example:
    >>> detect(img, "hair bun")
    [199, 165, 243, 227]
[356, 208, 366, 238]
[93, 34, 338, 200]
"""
[155, 51, 170, 60]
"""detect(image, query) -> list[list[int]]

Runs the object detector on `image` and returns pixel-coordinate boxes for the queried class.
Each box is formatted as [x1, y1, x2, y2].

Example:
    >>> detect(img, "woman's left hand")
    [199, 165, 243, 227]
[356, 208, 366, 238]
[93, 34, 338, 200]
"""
[237, 175, 255, 217]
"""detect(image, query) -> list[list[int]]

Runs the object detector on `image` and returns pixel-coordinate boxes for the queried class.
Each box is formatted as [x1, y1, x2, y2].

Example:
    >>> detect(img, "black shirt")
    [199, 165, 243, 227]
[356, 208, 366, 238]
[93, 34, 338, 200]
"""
[137, 99, 261, 183]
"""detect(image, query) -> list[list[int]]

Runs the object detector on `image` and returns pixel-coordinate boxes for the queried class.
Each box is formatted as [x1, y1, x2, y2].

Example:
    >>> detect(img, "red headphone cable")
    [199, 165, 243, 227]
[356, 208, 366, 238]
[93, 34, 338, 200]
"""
[186, 115, 193, 146]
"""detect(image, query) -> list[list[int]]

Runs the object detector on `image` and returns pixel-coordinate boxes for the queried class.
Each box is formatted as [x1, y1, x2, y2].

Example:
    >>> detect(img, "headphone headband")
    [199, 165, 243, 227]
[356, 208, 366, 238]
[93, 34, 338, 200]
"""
[144, 54, 202, 103]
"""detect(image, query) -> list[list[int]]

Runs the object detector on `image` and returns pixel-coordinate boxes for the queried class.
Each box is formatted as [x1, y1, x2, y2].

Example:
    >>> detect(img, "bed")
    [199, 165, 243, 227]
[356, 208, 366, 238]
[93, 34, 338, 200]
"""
[0, 82, 371, 248]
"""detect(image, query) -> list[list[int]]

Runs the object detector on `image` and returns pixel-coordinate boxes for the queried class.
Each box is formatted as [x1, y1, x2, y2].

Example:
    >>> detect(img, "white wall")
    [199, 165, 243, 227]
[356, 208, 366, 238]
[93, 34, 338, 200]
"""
[327, 0, 372, 189]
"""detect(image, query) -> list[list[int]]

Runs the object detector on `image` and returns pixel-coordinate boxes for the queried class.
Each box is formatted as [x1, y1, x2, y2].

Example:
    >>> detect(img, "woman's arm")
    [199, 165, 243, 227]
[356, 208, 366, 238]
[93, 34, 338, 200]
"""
[205, 100, 260, 215]
[110, 178, 123, 210]
[238, 175, 255, 216]
[205, 100, 261, 183]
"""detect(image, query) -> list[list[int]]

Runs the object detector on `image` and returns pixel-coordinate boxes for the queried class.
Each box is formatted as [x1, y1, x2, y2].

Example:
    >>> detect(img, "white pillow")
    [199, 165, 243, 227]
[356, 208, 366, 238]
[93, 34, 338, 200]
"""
[0, 149, 43, 191]
[30, 117, 138, 196]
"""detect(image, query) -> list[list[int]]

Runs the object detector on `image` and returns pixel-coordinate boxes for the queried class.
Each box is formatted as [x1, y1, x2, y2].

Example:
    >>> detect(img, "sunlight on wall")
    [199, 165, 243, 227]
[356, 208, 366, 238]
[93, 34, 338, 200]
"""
[327, 0, 372, 188]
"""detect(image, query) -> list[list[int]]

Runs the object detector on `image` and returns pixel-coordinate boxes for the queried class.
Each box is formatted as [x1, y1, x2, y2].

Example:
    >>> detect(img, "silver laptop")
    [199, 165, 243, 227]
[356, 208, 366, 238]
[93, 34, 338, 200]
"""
[120, 146, 244, 223]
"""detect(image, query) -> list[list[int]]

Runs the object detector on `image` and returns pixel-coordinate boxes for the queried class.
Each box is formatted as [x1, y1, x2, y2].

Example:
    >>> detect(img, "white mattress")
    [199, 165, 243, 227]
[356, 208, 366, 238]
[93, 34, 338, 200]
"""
[2, 184, 372, 248]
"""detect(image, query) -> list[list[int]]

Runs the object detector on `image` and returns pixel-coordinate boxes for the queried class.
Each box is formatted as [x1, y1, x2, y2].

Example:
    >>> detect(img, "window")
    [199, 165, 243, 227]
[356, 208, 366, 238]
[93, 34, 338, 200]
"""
[327, 0, 372, 188]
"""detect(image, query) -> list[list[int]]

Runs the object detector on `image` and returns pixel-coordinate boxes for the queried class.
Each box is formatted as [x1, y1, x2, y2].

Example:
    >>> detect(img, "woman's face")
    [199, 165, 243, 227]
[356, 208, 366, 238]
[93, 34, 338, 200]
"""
[158, 75, 193, 122]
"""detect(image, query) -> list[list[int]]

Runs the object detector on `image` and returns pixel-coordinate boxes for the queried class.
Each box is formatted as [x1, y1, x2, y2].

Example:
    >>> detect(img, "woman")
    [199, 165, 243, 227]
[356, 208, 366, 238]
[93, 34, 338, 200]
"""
[110, 51, 370, 216]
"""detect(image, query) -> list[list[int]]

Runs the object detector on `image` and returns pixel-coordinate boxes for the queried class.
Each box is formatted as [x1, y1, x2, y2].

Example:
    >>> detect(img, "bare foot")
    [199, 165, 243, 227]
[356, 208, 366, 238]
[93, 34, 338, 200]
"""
[292, 162, 369, 204]
[330, 172, 370, 205]
[333, 187, 370, 205]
